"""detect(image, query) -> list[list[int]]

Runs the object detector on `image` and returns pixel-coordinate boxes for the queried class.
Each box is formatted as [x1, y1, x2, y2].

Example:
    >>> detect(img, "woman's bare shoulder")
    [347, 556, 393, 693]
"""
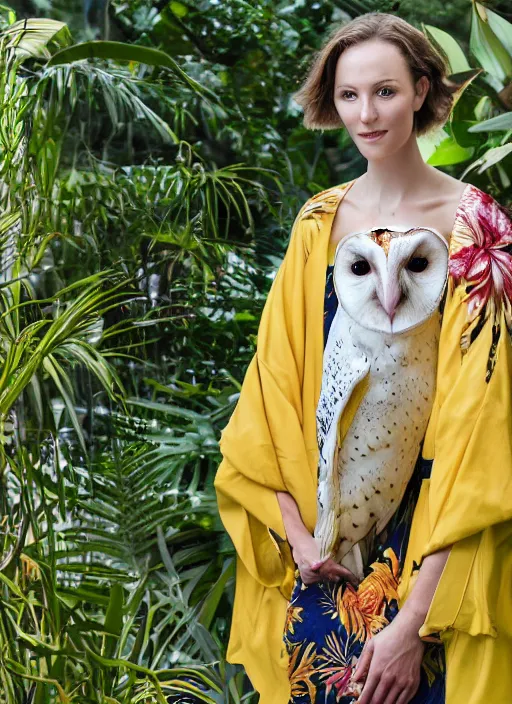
[432, 172, 468, 202]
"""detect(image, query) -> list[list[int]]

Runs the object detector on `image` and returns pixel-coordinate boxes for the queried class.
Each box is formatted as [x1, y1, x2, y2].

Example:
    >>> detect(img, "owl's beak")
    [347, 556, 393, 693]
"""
[380, 286, 402, 323]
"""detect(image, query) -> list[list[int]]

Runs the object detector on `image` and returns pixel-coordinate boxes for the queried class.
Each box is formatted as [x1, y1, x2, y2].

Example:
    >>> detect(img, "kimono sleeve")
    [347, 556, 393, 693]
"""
[422, 190, 512, 555]
[214, 202, 316, 589]
[417, 190, 512, 638]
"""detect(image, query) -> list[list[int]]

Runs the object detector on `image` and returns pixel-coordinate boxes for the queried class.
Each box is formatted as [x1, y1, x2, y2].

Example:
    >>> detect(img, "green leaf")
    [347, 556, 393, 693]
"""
[0, 570, 31, 603]
[476, 142, 512, 172]
[446, 69, 483, 111]
[427, 135, 474, 166]
[417, 125, 450, 162]
[470, 2, 512, 85]
[127, 397, 204, 420]
[2, 18, 72, 59]
[84, 645, 168, 703]
[56, 586, 111, 606]
[486, 6, 512, 57]
[497, 161, 511, 188]
[197, 559, 234, 630]
[104, 583, 124, 637]
[46, 41, 219, 102]
[451, 119, 483, 147]
[423, 25, 470, 73]
[103, 582, 125, 670]
[170, 1, 189, 18]
[474, 95, 493, 120]
[468, 112, 512, 131]
[0, 210, 21, 236]
[42, 355, 87, 455]
[157, 525, 180, 582]
[460, 142, 512, 177]
[4, 662, 71, 703]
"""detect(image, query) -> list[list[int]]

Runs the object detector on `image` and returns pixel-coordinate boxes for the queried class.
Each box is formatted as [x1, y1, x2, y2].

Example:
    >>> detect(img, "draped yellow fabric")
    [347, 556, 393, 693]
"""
[214, 179, 512, 703]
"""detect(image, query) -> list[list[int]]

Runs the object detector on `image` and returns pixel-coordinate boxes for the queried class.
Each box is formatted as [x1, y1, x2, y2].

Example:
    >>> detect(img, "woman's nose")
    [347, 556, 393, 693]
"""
[360, 99, 378, 124]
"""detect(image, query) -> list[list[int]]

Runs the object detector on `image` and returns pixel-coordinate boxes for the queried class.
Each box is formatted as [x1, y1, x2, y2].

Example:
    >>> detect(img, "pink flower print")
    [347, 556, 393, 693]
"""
[449, 188, 512, 322]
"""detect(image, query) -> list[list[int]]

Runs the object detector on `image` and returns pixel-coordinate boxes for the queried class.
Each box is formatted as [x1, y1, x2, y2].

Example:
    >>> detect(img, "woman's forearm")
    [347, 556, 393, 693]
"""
[277, 492, 360, 585]
[398, 546, 451, 630]
[276, 491, 311, 549]
[276, 491, 451, 608]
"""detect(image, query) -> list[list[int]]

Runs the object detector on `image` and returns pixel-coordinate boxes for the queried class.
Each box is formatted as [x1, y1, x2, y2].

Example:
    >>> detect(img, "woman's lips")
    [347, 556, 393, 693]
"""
[358, 130, 387, 141]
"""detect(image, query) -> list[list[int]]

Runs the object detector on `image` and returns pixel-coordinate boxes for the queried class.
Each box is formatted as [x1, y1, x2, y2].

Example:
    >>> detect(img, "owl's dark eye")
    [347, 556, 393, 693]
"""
[407, 256, 428, 273]
[351, 259, 371, 276]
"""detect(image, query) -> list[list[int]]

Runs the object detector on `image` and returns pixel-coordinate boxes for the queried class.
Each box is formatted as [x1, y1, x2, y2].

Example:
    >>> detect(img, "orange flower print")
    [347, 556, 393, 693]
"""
[337, 548, 400, 642]
[288, 642, 317, 701]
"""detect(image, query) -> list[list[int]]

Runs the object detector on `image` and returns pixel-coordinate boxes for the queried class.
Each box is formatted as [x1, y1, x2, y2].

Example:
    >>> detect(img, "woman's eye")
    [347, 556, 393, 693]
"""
[351, 259, 371, 276]
[407, 256, 428, 273]
[340, 88, 394, 100]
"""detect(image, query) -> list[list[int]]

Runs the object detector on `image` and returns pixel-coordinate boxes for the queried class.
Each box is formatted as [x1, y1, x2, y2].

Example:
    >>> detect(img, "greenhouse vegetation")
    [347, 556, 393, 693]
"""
[0, 0, 510, 701]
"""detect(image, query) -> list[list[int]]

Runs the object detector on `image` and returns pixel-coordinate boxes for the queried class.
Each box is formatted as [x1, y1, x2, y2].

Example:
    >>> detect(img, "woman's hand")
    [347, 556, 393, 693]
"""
[275, 491, 358, 587]
[292, 533, 359, 587]
[350, 546, 451, 703]
[353, 612, 425, 704]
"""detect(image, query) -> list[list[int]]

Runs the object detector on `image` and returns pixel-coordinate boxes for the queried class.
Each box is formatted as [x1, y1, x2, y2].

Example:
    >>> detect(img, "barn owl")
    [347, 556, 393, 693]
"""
[314, 226, 449, 580]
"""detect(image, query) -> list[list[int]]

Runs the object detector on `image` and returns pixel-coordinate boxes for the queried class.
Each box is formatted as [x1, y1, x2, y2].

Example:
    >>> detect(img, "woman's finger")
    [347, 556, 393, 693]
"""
[310, 556, 330, 570]
[334, 564, 360, 587]
[395, 687, 416, 704]
[357, 668, 381, 704]
[363, 674, 396, 704]
[383, 683, 405, 704]
[324, 562, 359, 587]
[315, 559, 359, 586]
[390, 675, 420, 704]
[300, 571, 314, 585]
[353, 640, 373, 682]
[300, 566, 322, 584]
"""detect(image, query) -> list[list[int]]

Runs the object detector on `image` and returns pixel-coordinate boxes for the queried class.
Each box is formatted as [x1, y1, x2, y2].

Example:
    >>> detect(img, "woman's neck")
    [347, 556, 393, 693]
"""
[359, 133, 435, 211]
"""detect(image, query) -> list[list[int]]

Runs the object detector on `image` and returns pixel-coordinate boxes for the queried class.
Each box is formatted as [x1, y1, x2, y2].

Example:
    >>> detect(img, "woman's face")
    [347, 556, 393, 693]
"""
[333, 38, 429, 159]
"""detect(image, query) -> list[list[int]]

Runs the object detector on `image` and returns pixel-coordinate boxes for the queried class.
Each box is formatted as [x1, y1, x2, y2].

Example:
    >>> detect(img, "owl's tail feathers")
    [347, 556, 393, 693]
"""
[315, 445, 342, 560]
[315, 508, 340, 560]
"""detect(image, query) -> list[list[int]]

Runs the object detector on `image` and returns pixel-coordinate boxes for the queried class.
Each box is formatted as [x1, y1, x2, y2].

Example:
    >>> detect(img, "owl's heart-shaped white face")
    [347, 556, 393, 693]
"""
[333, 228, 449, 334]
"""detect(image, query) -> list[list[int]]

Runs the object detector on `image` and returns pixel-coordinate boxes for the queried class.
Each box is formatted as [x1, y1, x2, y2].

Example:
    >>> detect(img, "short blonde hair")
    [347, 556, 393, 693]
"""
[293, 12, 456, 136]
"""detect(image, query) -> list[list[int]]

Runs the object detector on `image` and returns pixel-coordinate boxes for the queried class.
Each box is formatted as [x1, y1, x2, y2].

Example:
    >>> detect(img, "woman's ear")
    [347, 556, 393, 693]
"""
[414, 75, 430, 111]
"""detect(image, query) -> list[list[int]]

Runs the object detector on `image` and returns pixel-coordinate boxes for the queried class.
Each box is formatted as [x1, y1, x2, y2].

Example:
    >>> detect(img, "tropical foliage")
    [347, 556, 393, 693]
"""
[0, 0, 510, 702]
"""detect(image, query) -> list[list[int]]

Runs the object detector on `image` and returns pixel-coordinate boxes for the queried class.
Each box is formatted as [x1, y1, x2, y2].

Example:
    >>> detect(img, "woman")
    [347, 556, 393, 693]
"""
[215, 12, 512, 704]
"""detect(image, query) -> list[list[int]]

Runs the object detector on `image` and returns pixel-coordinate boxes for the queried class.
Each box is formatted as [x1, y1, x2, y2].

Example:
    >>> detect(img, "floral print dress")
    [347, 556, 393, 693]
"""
[283, 244, 446, 704]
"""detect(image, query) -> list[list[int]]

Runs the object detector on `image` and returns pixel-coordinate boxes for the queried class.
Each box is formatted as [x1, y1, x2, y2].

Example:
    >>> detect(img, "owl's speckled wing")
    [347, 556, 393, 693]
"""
[315, 303, 371, 559]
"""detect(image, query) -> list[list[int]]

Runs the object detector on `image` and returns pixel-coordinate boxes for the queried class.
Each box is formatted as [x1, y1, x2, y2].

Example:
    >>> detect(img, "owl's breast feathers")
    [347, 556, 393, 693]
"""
[315, 303, 442, 562]
[315, 209, 450, 561]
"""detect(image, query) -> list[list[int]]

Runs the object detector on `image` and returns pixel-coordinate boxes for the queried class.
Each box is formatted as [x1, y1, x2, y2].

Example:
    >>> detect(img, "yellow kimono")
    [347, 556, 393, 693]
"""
[214, 179, 512, 703]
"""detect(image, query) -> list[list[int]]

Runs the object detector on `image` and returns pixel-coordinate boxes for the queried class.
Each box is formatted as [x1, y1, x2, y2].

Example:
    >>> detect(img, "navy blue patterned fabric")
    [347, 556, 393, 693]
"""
[323, 264, 338, 347]
[283, 266, 445, 703]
